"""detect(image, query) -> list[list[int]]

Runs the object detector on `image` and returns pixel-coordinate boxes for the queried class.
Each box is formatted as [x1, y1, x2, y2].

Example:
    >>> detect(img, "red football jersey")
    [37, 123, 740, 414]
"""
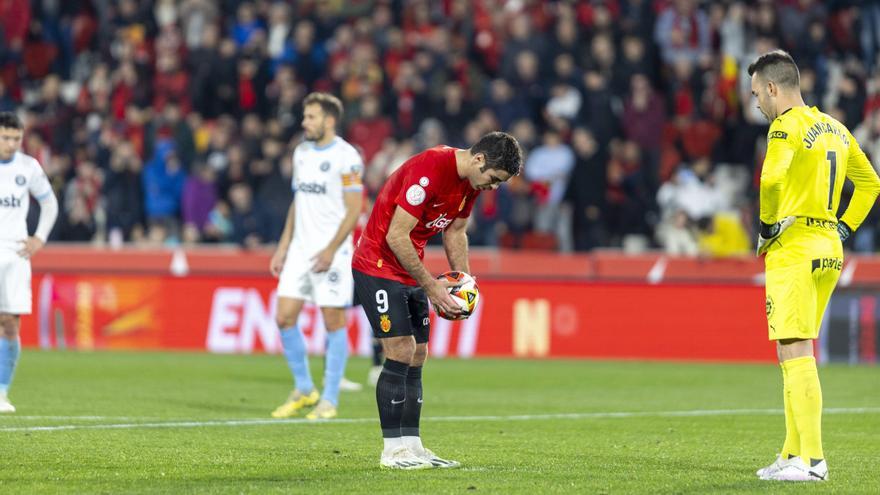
[353, 146, 479, 285]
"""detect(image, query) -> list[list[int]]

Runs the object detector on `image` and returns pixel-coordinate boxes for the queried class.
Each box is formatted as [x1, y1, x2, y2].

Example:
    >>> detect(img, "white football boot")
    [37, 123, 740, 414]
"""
[338, 377, 363, 392]
[367, 365, 382, 387]
[764, 457, 828, 481]
[412, 446, 461, 469]
[0, 392, 15, 413]
[756, 454, 792, 478]
[379, 446, 433, 470]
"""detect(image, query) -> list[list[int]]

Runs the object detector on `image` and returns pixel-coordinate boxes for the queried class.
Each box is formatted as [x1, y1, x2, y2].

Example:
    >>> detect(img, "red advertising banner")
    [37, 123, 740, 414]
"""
[20, 275, 775, 362]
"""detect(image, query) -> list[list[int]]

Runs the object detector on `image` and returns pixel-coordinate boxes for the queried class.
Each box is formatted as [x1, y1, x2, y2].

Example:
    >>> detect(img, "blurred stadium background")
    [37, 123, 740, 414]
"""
[2, 0, 880, 493]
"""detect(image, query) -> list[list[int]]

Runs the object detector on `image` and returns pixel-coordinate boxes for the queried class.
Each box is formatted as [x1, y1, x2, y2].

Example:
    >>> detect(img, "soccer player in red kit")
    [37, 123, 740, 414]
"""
[352, 131, 523, 469]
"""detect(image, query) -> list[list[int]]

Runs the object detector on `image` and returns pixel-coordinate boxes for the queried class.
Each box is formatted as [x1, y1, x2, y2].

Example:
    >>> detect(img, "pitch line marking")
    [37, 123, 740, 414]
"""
[1, 407, 879, 433]
[2, 415, 159, 421]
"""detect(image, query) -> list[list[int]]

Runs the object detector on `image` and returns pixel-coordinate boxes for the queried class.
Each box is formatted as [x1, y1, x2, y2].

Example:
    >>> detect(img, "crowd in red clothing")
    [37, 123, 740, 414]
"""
[2, 0, 879, 253]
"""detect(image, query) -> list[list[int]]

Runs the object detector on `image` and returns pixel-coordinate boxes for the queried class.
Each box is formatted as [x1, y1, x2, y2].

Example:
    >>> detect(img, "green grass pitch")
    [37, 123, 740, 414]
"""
[1, 351, 878, 494]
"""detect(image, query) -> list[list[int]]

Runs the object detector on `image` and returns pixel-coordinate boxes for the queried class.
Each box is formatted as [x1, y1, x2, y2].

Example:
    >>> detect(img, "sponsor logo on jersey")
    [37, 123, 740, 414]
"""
[805, 218, 838, 230]
[426, 212, 453, 230]
[811, 257, 843, 272]
[768, 130, 788, 140]
[406, 185, 426, 205]
[0, 195, 22, 208]
[380, 314, 392, 333]
[295, 181, 328, 194]
[14, 175, 26, 186]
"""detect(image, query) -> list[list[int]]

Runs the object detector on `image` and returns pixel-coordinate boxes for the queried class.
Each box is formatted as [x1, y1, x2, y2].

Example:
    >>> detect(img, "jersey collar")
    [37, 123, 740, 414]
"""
[313, 137, 338, 151]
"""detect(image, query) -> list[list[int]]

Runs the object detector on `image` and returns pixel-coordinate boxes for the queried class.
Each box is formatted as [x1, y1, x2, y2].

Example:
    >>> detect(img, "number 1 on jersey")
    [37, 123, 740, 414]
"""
[827, 150, 837, 211]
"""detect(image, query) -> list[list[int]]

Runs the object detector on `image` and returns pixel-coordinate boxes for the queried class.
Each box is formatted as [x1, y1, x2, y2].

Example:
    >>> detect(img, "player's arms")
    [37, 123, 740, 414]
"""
[839, 141, 880, 232]
[442, 216, 470, 274]
[386, 206, 462, 317]
[19, 190, 58, 259]
[270, 202, 296, 277]
[311, 190, 363, 272]
[758, 129, 796, 225]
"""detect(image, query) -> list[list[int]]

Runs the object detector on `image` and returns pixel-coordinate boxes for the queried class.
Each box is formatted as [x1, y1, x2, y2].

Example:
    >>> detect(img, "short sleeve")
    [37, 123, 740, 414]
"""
[28, 160, 53, 199]
[341, 146, 364, 192]
[394, 152, 437, 218]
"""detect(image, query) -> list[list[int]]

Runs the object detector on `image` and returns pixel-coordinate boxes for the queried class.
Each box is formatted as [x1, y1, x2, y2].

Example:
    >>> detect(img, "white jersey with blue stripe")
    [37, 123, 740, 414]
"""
[0, 151, 52, 246]
[290, 136, 363, 255]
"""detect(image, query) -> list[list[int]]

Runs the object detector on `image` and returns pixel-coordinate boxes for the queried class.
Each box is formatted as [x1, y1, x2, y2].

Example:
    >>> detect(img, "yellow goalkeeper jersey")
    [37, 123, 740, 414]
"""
[760, 106, 880, 230]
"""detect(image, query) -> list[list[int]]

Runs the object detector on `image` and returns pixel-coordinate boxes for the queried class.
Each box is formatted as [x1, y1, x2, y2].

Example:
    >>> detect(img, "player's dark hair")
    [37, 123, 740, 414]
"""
[471, 131, 523, 176]
[748, 50, 800, 89]
[303, 92, 343, 122]
[0, 112, 23, 130]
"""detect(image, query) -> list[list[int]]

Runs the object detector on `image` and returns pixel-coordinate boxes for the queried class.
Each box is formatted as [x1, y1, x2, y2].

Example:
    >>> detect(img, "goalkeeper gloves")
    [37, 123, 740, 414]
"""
[756, 216, 796, 256]
[837, 221, 852, 242]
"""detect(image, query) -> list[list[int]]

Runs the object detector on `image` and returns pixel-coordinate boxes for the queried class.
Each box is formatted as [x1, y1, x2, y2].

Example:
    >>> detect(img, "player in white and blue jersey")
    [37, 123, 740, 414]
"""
[0, 112, 58, 413]
[269, 93, 364, 420]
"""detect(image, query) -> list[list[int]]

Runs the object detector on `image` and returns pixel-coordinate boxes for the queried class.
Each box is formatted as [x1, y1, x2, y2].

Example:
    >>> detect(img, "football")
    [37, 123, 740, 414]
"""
[435, 271, 480, 320]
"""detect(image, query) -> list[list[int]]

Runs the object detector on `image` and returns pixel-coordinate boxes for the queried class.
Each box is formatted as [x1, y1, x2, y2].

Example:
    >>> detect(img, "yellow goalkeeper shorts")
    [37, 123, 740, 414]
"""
[764, 218, 843, 341]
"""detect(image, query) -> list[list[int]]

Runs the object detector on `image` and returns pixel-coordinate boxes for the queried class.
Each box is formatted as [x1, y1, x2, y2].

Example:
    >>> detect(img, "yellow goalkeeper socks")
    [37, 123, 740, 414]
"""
[782, 356, 824, 463]
[779, 363, 800, 459]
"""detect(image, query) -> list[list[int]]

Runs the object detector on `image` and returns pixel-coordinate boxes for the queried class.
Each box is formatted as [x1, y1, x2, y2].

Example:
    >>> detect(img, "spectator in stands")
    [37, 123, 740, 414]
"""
[142, 140, 186, 239]
[347, 94, 393, 164]
[525, 129, 576, 250]
[63, 160, 102, 230]
[229, 182, 268, 249]
[181, 161, 217, 243]
[104, 141, 145, 242]
[654, 0, 711, 67]
[565, 127, 608, 252]
[58, 196, 97, 243]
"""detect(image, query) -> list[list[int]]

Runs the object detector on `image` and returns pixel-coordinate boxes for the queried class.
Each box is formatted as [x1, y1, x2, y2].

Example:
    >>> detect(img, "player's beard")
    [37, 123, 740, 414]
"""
[307, 125, 325, 143]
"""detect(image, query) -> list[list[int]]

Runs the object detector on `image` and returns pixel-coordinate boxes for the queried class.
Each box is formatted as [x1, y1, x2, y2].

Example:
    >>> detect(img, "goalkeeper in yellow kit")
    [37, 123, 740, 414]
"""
[748, 50, 880, 482]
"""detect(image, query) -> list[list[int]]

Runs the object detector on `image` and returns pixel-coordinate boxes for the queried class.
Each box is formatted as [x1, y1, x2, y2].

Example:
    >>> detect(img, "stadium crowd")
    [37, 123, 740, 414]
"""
[2, 0, 878, 255]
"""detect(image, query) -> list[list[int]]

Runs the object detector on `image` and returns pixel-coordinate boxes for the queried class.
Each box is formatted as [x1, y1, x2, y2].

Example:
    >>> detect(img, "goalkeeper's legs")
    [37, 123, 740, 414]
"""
[760, 339, 825, 480]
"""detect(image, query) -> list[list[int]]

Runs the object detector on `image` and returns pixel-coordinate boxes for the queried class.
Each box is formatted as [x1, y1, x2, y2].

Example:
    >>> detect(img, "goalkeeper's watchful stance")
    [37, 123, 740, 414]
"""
[750, 50, 880, 481]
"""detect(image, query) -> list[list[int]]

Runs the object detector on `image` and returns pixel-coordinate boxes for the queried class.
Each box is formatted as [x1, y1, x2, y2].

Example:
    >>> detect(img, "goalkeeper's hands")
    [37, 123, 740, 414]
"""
[837, 221, 852, 243]
[756, 216, 796, 256]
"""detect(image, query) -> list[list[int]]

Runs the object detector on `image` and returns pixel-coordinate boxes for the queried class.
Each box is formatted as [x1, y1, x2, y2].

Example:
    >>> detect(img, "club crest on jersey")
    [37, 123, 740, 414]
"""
[380, 314, 392, 333]
[766, 295, 774, 318]
[327, 271, 339, 283]
[419, 176, 429, 187]
[14, 175, 25, 186]
[426, 212, 453, 230]
[406, 185, 426, 205]
[320, 161, 330, 172]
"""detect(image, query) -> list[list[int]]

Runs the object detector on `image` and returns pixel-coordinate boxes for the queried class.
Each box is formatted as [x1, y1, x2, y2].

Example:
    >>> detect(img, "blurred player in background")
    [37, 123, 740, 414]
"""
[0, 112, 58, 413]
[750, 50, 880, 481]
[269, 93, 364, 420]
[353, 131, 522, 469]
